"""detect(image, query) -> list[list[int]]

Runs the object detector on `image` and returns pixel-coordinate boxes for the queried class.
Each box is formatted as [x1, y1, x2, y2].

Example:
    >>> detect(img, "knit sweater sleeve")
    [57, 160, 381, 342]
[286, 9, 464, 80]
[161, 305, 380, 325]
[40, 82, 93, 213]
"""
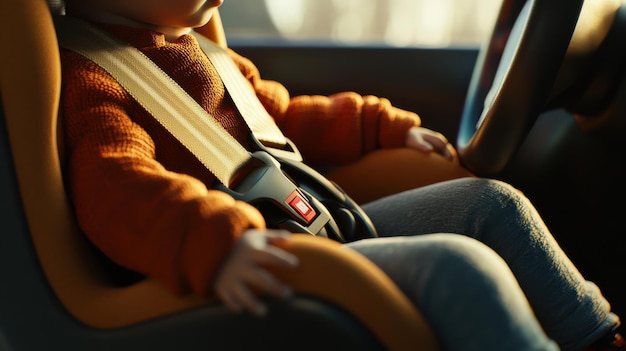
[228, 49, 422, 166]
[60, 51, 265, 297]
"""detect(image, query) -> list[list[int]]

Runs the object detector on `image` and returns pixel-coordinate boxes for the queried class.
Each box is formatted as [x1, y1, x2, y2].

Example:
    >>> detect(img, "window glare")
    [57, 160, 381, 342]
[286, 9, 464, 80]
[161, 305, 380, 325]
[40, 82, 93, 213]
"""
[265, 0, 306, 35]
[219, 0, 501, 47]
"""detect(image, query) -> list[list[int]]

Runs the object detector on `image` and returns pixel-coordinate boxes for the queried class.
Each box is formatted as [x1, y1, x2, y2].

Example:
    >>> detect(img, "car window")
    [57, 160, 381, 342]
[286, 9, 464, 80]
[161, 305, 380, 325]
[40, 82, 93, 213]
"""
[219, 0, 501, 47]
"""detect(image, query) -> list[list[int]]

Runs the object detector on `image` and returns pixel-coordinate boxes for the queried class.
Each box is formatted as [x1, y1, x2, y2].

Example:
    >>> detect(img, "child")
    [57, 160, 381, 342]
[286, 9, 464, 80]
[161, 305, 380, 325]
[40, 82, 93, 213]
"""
[55, 0, 623, 350]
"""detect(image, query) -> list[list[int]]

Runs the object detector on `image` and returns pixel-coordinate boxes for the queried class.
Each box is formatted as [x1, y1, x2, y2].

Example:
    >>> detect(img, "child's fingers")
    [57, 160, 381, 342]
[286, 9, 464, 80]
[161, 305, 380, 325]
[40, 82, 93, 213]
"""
[242, 229, 299, 269]
[216, 275, 268, 317]
[214, 229, 298, 317]
[420, 132, 455, 160]
[220, 267, 291, 317]
[244, 265, 293, 300]
[230, 281, 268, 317]
[264, 229, 292, 242]
[252, 244, 299, 270]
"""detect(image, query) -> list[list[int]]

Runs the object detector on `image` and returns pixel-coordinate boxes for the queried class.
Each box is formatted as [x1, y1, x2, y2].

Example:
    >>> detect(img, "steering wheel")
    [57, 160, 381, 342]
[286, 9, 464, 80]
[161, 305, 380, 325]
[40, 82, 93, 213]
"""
[457, 0, 584, 175]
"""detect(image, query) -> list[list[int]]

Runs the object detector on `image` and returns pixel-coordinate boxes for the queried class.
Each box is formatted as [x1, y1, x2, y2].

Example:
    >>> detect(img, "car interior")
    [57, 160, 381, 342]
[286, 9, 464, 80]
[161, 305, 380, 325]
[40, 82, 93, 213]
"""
[1, 0, 625, 349]
[222, 0, 626, 324]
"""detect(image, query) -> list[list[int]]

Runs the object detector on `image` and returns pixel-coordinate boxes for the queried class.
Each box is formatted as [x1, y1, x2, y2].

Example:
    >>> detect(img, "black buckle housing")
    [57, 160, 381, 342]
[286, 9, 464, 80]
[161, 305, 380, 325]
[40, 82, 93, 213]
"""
[215, 150, 377, 243]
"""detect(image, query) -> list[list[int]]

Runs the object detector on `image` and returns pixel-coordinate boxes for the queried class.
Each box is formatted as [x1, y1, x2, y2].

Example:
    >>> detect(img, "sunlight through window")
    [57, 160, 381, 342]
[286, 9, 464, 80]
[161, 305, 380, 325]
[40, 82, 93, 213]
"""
[265, 0, 306, 35]
[221, 0, 501, 47]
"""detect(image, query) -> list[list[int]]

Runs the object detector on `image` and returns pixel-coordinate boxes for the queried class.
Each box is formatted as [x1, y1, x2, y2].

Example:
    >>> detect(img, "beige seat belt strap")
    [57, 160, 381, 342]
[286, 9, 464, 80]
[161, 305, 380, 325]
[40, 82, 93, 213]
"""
[191, 32, 289, 150]
[54, 16, 251, 187]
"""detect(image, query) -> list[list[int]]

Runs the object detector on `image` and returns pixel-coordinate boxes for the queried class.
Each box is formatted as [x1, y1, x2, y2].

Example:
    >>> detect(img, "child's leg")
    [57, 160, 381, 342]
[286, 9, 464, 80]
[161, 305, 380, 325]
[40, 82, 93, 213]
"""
[346, 234, 559, 351]
[361, 177, 619, 350]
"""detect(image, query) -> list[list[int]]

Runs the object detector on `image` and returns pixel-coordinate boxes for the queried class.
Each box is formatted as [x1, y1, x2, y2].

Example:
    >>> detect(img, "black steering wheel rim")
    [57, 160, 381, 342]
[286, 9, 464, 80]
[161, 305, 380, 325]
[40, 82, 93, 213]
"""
[457, 0, 584, 175]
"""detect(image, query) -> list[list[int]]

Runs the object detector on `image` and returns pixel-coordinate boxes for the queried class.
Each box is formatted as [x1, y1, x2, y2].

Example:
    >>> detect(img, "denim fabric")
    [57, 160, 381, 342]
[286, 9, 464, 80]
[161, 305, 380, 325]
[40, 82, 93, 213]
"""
[346, 177, 618, 351]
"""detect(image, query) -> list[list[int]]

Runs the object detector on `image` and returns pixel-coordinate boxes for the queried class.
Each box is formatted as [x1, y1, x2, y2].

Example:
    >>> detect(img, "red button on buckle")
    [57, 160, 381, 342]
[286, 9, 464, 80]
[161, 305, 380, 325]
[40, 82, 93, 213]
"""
[286, 190, 316, 223]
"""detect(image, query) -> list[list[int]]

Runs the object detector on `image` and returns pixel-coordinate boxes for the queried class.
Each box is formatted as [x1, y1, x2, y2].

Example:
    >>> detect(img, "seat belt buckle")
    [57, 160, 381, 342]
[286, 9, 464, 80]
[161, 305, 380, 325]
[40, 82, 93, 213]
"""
[215, 151, 333, 236]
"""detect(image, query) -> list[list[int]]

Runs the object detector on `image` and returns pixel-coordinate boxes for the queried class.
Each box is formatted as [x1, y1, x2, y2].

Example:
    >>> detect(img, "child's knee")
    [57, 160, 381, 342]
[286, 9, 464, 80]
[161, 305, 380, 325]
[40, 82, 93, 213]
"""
[420, 234, 520, 295]
[426, 234, 507, 270]
[460, 177, 523, 201]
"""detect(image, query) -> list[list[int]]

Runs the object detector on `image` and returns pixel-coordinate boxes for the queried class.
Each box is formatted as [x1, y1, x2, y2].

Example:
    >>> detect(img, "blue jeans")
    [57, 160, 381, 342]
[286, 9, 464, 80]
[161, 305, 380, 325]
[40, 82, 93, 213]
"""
[345, 177, 619, 351]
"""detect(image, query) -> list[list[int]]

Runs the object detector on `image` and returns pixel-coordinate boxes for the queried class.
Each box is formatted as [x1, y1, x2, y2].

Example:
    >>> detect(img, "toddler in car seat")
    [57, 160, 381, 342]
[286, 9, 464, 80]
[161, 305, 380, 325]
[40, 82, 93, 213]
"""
[54, 0, 624, 350]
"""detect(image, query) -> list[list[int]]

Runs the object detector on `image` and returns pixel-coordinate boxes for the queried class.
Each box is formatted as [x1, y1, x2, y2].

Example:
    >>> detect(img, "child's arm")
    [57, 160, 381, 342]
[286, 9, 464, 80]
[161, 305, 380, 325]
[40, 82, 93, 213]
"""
[60, 51, 266, 299]
[229, 49, 456, 166]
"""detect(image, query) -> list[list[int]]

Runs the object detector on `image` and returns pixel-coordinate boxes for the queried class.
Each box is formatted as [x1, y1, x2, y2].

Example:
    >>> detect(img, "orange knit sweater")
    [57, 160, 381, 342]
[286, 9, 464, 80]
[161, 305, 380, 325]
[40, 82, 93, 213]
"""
[59, 23, 421, 297]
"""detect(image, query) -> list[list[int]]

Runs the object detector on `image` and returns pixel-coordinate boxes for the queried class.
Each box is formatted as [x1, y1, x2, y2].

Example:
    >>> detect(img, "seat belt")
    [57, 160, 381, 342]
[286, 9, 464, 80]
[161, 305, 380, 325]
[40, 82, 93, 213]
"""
[189, 31, 296, 158]
[54, 15, 378, 242]
[55, 16, 252, 187]
[189, 30, 303, 162]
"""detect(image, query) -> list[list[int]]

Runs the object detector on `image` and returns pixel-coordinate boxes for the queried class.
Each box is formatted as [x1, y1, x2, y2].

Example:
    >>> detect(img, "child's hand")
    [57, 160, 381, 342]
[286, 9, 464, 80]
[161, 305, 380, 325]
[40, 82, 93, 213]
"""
[406, 126, 457, 161]
[214, 229, 299, 317]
